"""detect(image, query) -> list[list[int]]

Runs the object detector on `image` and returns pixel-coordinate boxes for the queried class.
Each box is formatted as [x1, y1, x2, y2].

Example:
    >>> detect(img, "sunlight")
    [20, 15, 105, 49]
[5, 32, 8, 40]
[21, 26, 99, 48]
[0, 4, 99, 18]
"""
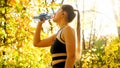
[77, 0, 118, 37]
[30, 0, 118, 38]
[92, 0, 118, 36]
[62, 0, 118, 39]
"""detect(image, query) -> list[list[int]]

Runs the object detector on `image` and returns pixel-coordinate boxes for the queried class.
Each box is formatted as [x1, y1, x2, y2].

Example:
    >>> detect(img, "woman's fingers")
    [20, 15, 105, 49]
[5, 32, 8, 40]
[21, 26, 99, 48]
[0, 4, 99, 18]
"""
[38, 18, 46, 23]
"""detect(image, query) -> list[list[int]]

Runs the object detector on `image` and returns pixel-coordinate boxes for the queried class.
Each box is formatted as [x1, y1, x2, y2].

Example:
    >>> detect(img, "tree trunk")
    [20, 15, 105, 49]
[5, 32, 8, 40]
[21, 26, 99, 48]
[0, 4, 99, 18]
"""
[111, 0, 120, 37]
[118, 27, 120, 37]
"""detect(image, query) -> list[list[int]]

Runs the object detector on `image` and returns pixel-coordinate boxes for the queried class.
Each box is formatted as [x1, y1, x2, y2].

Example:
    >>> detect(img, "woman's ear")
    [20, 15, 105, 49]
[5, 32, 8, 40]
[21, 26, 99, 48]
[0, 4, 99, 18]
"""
[62, 13, 64, 15]
[62, 11, 65, 15]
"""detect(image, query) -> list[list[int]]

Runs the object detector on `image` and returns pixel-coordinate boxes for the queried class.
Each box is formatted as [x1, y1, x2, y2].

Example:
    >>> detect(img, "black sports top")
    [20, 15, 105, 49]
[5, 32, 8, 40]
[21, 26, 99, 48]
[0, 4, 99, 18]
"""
[50, 38, 66, 54]
[50, 29, 75, 68]
[50, 30, 67, 61]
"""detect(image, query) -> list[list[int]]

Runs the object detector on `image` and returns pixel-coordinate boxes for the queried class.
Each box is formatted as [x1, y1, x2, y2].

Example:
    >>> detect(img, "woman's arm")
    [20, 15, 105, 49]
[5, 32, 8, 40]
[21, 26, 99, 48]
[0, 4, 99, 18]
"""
[33, 21, 56, 47]
[63, 26, 75, 68]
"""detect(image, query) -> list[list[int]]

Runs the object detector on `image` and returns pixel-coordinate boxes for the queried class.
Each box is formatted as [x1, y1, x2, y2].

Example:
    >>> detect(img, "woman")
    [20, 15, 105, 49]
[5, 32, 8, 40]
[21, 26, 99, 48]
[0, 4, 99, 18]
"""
[33, 4, 80, 68]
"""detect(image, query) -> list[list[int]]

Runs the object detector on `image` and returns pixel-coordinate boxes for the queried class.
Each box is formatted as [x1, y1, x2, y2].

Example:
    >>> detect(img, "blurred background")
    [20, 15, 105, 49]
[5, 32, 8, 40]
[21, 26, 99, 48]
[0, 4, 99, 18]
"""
[0, 0, 120, 68]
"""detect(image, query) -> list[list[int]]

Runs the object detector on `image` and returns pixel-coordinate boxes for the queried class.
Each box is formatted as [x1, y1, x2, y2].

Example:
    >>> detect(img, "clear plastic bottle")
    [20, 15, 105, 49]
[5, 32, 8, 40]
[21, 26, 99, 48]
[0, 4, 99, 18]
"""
[33, 13, 53, 22]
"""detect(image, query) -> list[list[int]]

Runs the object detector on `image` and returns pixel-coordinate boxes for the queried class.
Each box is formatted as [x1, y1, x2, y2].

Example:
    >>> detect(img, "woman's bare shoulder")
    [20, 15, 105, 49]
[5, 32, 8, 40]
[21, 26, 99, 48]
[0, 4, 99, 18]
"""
[63, 25, 75, 33]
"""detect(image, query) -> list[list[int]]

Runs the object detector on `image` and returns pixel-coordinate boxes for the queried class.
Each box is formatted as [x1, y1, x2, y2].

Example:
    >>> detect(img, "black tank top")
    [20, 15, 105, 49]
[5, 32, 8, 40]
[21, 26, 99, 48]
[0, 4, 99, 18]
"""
[50, 38, 66, 54]
[50, 29, 75, 68]
[50, 29, 67, 67]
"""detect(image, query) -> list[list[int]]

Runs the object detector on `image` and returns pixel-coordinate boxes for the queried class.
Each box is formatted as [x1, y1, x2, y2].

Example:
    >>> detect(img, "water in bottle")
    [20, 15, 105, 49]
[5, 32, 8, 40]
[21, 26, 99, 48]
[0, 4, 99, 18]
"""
[33, 13, 53, 22]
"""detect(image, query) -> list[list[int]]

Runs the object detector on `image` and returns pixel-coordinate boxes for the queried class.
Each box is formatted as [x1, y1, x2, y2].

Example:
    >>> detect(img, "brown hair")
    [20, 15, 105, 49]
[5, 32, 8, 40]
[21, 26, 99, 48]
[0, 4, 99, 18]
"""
[74, 9, 81, 61]
[61, 5, 76, 23]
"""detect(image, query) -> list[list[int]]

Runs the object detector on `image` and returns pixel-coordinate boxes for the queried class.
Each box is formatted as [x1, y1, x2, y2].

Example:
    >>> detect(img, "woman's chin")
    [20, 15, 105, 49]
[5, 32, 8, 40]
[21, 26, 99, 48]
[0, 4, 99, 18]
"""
[53, 18, 59, 24]
[53, 19, 57, 22]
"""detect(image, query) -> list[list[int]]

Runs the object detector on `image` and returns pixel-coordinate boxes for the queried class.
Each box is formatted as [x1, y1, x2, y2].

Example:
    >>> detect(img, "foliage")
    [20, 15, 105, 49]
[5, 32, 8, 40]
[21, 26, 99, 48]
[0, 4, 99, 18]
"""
[81, 37, 120, 68]
[0, 44, 51, 68]
[0, 0, 60, 68]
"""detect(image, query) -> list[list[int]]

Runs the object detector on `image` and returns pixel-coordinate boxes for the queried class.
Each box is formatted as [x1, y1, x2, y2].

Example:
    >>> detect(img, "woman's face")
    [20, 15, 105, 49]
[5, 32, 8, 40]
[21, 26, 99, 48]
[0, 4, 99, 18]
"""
[53, 8, 64, 23]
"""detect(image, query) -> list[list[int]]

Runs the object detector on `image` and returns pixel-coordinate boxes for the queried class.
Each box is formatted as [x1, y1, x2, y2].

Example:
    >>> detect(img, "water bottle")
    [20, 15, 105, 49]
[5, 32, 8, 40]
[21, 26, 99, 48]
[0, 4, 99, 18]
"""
[33, 13, 53, 22]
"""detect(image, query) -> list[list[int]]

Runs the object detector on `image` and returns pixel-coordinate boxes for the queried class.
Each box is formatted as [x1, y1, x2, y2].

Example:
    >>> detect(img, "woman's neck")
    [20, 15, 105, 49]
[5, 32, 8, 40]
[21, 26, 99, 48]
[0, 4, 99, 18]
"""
[58, 21, 68, 29]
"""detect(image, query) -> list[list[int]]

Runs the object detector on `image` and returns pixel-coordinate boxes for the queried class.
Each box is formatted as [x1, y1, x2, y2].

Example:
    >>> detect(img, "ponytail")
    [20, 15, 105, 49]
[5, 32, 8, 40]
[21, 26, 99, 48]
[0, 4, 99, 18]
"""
[74, 10, 82, 61]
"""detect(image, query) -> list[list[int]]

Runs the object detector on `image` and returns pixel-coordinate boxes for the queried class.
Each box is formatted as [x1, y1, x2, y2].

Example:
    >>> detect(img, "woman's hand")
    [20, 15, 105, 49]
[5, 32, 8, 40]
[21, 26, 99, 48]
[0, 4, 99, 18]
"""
[38, 18, 46, 24]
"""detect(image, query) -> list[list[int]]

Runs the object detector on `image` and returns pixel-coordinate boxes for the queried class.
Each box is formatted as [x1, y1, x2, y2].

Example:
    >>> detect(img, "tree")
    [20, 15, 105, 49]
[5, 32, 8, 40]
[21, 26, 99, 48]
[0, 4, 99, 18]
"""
[0, 0, 63, 67]
[111, 0, 120, 37]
